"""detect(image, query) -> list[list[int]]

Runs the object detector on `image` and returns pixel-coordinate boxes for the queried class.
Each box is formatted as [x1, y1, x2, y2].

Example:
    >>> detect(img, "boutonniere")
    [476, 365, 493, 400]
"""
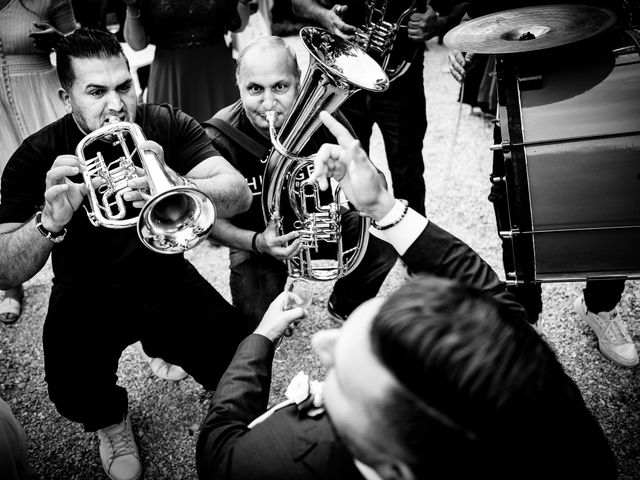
[285, 371, 325, 418]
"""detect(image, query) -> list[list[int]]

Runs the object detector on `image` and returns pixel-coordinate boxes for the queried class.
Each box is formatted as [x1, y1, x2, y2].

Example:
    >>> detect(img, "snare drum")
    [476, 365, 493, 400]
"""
[494, 29, 640, 283]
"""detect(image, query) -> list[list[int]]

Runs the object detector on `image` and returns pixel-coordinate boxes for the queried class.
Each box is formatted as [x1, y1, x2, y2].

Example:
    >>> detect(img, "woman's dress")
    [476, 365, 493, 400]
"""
[0, 0, 76, 175]
[140, 0, 240, 123]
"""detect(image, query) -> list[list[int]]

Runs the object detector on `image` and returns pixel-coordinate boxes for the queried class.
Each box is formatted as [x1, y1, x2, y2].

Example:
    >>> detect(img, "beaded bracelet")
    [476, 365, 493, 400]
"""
[372, 199, 409, 231]
[251, 232, 260, 253]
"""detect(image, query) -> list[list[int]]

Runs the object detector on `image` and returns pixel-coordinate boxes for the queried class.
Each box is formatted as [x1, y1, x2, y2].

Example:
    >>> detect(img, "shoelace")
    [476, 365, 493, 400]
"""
[106, 423, 137, 460]
[601, 311, 633, 344]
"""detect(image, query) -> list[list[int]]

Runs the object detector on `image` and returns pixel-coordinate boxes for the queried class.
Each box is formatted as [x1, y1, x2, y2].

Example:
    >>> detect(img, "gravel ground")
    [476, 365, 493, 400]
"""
[1, 39, 639, 479]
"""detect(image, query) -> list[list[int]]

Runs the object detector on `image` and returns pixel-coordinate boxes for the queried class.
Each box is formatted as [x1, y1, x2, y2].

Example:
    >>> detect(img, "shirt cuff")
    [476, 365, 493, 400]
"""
[369, 207, 428, 256]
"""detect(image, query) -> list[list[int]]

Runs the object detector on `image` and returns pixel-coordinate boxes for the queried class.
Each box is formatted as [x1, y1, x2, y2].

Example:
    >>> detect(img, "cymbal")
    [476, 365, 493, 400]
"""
[443, 5, 617, 54]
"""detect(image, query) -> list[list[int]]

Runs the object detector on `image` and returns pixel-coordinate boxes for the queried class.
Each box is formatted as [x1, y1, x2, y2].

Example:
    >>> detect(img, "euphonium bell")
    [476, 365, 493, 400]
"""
[262, 26, 389, 281]
[76, 121, 216, 254]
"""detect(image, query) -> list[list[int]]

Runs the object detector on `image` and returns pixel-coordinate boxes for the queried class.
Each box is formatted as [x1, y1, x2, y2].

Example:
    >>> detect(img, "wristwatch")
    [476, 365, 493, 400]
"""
[35, 211, 67, 244]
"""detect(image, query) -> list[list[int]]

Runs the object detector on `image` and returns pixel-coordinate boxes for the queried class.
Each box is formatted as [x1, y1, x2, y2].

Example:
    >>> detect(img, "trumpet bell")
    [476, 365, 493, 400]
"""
[138, 186, 216, 254]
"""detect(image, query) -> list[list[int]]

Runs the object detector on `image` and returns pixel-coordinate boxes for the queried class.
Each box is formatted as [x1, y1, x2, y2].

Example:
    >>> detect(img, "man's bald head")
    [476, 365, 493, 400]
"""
[236, 36, 301, 85]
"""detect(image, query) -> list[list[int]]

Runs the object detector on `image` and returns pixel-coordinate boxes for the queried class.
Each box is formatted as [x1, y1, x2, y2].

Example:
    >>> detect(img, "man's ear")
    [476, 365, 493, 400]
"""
[58, 88, 72, 113]
[377, 462, 415, 480]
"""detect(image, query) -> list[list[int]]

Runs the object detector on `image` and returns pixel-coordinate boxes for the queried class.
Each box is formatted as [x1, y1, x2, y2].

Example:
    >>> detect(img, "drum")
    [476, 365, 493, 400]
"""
[494, 29, 640, 283]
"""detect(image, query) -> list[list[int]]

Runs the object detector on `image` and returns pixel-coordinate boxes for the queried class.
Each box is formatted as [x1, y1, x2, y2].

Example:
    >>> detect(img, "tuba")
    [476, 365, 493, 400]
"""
[349, 0, 423, 81]
[76, 121, 217, 254]
[262, 26, 389, 281]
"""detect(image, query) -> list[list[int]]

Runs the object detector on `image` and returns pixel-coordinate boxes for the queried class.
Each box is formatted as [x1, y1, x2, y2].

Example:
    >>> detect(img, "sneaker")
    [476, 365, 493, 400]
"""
[327, 299, 348, 324]
[573, 296, 639, 367]
[98, 414, 142, 480]
[148, 357, 188, 382]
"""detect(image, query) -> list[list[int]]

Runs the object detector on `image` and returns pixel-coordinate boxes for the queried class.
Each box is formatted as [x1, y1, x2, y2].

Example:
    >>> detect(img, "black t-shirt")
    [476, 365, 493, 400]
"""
[203, 100, 354, 234]
[0, 103, 220, 287]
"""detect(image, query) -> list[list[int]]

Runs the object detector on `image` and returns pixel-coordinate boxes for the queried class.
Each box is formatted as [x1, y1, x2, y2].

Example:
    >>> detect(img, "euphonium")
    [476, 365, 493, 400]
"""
[262, 26, 389, 281]
[76, 121, 216, 254]
[350, 0, 422, 81]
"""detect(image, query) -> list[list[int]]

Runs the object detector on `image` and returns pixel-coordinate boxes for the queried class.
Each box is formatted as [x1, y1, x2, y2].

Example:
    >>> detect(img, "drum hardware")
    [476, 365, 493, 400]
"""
[349, 0, 422, 81]
[443, 5, 617, 54]
[492, 26, 640, 284]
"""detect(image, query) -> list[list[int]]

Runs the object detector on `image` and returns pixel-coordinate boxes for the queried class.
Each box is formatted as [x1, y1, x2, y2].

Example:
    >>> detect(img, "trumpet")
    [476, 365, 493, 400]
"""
[76, 121, 216, 254]
[350, 0, 421, 81]
[261, 27, 389, 281]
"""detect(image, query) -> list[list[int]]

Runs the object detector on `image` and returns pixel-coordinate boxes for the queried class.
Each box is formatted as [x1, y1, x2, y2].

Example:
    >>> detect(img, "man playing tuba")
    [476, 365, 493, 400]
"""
[202, 35, 398, 326]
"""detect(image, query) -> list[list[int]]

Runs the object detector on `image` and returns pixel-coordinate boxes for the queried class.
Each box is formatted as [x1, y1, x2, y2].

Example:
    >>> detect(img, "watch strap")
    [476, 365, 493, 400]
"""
[35, 211, 67, 244]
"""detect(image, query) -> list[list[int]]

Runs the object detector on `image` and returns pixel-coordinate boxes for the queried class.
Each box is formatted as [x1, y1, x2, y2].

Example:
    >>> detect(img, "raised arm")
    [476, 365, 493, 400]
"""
[197, 294, 305, 480]
[0, 155, 87, 289]
[291, 0, 356, 39]
[310, 111, 527, 319]
[122, 1, 148, 51]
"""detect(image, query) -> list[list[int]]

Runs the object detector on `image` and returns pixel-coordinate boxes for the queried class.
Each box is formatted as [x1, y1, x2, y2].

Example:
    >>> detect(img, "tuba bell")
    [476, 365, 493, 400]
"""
[262, 26, 389, 281]
[349, 0, 422, 81]
[76, 121, 217, 254]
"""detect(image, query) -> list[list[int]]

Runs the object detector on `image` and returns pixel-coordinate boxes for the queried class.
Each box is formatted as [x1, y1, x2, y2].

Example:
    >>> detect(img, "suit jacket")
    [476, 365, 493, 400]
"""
[196, 220, 530, 480]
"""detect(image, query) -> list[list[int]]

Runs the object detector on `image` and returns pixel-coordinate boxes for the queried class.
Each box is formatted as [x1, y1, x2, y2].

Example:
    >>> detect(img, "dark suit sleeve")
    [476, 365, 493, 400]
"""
[401, 221, 528, 320]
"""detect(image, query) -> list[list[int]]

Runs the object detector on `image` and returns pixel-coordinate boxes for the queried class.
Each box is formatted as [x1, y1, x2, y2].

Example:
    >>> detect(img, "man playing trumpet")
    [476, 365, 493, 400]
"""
[0, 28, 253, 480]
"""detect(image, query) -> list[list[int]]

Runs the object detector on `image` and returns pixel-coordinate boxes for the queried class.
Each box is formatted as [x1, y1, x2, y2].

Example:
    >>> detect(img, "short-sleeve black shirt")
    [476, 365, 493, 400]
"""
[204, 100, 354, 234]
[0, 104, 220, 287]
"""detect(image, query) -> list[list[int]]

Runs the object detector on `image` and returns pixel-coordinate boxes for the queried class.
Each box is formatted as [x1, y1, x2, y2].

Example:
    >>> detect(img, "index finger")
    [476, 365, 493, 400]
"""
[319, 111, 359, 149]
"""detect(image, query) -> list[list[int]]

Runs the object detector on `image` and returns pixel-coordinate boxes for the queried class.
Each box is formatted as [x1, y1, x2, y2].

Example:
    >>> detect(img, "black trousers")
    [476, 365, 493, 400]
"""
[43, 263, 251, 431]
[340, 58, 428, 216]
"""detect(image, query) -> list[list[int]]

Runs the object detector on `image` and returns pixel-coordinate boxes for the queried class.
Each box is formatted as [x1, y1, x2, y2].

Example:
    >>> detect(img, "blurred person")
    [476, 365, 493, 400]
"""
[0, 397, 37, 480]
[0, 0, 75, 324]
[122, 0, 253, 122]
[202, 35, 397, 325]
[0, 28, 253, 480]
[196, 110, 617, 480]
[448, 0, 638, 367]
[291, 0, 460, 216]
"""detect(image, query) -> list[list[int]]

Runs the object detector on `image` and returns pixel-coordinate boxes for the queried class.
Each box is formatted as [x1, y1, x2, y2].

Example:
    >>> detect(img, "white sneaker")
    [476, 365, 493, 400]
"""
[98, 413, 142, 480]
[574, 296, 639, 367]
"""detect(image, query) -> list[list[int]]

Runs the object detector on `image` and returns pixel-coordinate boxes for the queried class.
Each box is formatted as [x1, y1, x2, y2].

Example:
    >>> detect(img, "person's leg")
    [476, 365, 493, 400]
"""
[140, 263, 254, 390]
[583, 279, 626, 313]
[372, 66, 427, 216]
[340, 91, 374, 154]
[43, 284, 141, 480]
[43, 284, 134, 431]
[229, 250, 288, 328]
[329, 210, 398, 319]
[0, 397, 37, 480]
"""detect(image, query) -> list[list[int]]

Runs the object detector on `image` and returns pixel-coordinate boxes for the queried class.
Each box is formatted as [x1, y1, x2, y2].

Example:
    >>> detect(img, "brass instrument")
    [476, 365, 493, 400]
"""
[76, 121, 216, 254]
[262, 26, 389, 281]
[349, 0, 421, 81]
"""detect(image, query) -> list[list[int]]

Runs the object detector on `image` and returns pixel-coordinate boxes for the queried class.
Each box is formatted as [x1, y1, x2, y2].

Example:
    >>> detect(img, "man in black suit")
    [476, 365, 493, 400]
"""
[196, 112, 617, 480]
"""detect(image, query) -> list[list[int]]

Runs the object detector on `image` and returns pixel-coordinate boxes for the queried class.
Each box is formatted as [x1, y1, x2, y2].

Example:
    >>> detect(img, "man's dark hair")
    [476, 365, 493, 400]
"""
[369, 275, 616, 479]
[56, 28, 127, 90]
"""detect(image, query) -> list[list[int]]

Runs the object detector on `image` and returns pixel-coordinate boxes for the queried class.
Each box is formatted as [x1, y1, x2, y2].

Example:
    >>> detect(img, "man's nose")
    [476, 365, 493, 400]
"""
[262, 91, 277, 111]
[105, 90, 124, 111]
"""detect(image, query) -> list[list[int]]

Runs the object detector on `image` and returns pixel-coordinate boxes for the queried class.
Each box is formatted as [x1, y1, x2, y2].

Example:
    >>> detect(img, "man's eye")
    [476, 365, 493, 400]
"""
[248, 85, 262, 94]
[275, 84, 288, 92]
[89, 89, 104, 97]
[117, 84, 132, 93]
